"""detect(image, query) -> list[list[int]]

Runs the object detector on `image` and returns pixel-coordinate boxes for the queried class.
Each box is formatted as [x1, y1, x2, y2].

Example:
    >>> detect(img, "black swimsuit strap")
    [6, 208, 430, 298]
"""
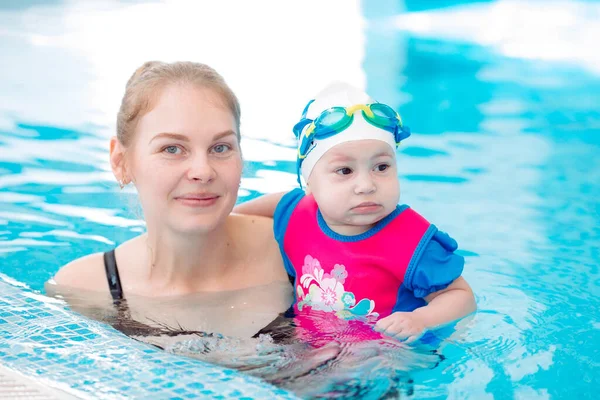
[102, 249, 292, 300]
[101, 249, 296, 341]
[103, 249, 124, 301]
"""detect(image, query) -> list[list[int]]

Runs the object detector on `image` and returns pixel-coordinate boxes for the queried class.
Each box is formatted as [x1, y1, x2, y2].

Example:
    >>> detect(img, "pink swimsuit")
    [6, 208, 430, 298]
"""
[283, 194, 434, 319]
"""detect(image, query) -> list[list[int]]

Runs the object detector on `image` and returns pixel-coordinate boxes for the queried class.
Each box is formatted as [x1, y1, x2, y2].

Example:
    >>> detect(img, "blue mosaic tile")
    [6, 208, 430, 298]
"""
[0, 278, 299, 399]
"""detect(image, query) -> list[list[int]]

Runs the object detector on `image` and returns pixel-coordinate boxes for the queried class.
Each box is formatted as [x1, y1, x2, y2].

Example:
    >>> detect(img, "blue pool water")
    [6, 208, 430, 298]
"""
[1, 0, 599, 398]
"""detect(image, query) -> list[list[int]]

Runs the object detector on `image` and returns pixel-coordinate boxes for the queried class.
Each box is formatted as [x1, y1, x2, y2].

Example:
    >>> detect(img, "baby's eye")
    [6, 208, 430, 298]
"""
[375, 163, 390, 172]
[335, 167, 353, 175]
[163, 145, 182, 155]
[211, 144, 232, 154]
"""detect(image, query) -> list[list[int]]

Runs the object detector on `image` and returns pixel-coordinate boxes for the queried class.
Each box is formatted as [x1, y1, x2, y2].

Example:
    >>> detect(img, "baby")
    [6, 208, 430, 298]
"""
[236, 83, 476, 342]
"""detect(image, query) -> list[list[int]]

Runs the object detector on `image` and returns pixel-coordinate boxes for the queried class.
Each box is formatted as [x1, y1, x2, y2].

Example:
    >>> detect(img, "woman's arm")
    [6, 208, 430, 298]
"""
[233, 191, 287, 218]
[50, 253, 108, 292]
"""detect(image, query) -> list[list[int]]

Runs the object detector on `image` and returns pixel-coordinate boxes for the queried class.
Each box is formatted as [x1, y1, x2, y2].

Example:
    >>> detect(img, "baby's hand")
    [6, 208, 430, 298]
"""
[374, 311, 427, 343]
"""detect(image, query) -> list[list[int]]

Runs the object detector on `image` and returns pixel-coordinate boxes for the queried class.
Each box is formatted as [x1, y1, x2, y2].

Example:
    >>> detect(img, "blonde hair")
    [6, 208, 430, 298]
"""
[116, 61, 241, 147]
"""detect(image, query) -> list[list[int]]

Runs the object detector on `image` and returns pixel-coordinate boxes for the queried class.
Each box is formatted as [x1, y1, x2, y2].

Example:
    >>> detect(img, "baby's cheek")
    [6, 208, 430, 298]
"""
[392, 180, 401, 203]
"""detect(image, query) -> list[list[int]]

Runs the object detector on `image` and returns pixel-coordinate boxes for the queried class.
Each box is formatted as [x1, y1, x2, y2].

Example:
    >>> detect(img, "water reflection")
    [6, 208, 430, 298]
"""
[47, 280, 448, 398]
[393, 0, 600, 76]
[1, 0, 599, 398]
[167, 335, 442, 399]
[0, 0, 368, 141]
[361, 1, 600, 398]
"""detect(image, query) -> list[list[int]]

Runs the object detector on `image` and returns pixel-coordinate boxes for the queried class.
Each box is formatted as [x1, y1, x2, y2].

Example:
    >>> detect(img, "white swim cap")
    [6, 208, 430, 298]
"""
[294, 82, 409, 184]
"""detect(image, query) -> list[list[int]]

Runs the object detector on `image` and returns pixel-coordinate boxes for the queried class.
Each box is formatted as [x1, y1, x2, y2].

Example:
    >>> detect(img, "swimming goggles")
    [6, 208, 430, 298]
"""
[293, 101, 411, 160]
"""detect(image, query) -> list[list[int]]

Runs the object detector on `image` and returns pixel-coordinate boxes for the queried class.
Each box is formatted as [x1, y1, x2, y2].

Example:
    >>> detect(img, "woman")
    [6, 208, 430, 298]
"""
[47, 61, 294, 340]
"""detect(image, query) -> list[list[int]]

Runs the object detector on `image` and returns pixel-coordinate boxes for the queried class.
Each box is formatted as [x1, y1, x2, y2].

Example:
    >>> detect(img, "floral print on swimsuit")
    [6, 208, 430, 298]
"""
[296, 255, 379, 319]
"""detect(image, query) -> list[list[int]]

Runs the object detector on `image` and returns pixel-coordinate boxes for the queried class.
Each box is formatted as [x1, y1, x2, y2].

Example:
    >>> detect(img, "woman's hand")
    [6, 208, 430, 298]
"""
[374, 311, 427, 343]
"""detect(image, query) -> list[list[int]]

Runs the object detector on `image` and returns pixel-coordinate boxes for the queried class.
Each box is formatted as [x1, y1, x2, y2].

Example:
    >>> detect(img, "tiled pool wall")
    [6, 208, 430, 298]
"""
[0, 275, 298, 399]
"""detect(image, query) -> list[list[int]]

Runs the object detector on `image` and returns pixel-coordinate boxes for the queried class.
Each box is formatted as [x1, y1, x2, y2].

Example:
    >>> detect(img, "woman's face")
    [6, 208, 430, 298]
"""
[126, 84, 242, 235]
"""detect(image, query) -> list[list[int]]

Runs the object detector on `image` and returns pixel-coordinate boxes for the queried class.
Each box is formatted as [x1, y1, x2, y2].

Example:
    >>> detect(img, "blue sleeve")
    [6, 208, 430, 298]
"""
[273, 188, 305, 277]
[404, 230, 465, 298]
[273, 188, 305, 243]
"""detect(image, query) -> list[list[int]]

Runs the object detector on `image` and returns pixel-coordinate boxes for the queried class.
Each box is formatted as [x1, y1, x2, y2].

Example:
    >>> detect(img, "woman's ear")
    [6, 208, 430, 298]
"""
[109, 136, 129, 185]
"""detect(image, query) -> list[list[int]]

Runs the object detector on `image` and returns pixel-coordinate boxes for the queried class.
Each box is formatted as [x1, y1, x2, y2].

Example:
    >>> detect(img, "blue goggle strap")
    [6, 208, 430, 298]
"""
[294, 99, 316, 187]
[301, 99, 314, 119]
[293, 99, 316, 139]
[395, 125, 411, 144]
[296, 157, 304, 188]
[293, 118, 313, 139]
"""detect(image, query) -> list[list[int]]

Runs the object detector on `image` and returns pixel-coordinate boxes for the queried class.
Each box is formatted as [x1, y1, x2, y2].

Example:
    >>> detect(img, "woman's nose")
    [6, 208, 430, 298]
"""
[187, 155, 215, 183]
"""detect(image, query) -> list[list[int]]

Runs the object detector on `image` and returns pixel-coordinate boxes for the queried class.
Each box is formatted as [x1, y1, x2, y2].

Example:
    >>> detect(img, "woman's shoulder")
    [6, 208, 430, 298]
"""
[228, 213, 279, 252]
[51, 251, 108, 291]
[228, 213, 275, 240]
[227, 214, 288, 282]
[51, 235, 143, 292]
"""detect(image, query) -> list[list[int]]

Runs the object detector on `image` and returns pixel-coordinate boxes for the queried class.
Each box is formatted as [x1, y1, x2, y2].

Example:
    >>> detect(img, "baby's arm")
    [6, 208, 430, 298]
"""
[233, 192, 287, 218]
[375, 277, 475, 342]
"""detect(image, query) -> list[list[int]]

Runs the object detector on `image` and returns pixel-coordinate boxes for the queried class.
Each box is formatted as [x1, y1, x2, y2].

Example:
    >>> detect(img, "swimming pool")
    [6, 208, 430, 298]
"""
[1, 0, 599, 398]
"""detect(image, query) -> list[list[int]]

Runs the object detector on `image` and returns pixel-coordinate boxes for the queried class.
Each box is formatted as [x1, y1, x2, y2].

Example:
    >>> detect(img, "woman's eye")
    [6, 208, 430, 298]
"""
[212, 144, 232, 154]
[375, 163, 390, 172]
[335, 167, 353, 175]
[163, 145, 182, 155]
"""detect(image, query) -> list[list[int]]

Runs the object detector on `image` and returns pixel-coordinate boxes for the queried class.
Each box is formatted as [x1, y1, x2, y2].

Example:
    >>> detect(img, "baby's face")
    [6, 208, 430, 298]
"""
[307, 139, 400, 236]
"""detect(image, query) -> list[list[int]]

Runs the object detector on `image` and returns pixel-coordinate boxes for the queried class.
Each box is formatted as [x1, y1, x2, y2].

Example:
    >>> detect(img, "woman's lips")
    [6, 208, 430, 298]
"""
[175, 194, 220, 207]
